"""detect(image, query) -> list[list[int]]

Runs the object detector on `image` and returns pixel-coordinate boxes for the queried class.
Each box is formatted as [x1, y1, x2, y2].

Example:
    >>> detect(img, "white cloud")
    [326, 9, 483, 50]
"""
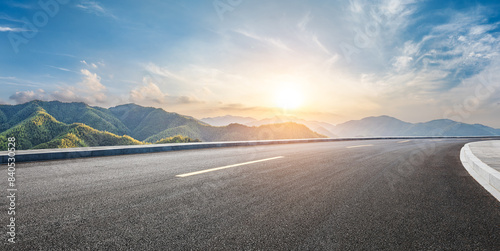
[9, 70, 109, 105]
[130, 78, 165, 104]
[0, 76, 43, 88]
[379, 8, 499, 96]
[145, 63, 186, 82]
[9, 89, 47, 103]
[76, 0, 116, 19]
[5, 2, 34, 9]
[53, 69, 108, 104]
[0, 14, 25, 23]
[345, 6, 500, 125]
[469, 23, 498, 35]
[129, 77, 201, 106]
[297, 11, 311, 31]
[80, 60, 99, 69]
[349, 0, 363, 13]
[311, 35, 331, 55]
[0, 26, 24, 32]
[234, 29, 292, 51]
[79, 69, 105, 92]
[392, 56, 413, 71]
[47, 65, 72, 72]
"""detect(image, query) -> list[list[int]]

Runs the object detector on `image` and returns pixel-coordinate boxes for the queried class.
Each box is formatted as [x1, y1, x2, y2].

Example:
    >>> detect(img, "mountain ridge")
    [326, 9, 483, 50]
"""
[202, 114, 500, 137]
[1, 101, 498, 151]
[202, 115, 338, 137]
[0, 101, 325, 150]
[332, 116, 500, 137]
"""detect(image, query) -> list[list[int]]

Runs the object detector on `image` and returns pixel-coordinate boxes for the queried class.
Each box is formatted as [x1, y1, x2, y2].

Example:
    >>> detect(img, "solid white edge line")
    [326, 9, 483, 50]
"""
[346, 144, 373, 149]
[460, 145, 500, 202]
[176, 156, 285, 177]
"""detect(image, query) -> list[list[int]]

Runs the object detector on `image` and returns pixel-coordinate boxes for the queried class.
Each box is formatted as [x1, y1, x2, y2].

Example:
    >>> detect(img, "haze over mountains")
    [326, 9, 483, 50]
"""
[0, 101, 324, 150]
[202, 115, 337, 138]
[202, 115, 500, 138]
[1, 100, 499, 150]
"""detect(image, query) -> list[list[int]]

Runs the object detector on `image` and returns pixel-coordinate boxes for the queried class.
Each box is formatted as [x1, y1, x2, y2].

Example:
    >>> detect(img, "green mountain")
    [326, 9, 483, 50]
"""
[0, 108, 69, 150]
[0, 101, 325, 150]
[0, 100, 129, 135]
[33, 124, 143, 149]
[0, 104, 141, 150]
[144, 122, 325, 143]
[109, 104, 207, 141]
[154, 135, 201, 144]
[109, 104, 325, 142]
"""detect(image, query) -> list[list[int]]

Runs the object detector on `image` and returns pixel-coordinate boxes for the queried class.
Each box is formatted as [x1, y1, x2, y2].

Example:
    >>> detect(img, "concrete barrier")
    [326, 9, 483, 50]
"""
[1, 136, 500, 164]
[460, 143, 500, 202]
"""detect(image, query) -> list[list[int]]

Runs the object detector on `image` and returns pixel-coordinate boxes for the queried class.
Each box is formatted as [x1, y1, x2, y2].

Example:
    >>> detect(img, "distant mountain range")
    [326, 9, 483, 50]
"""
[332, 115, 500, 137]
[202, 115, 337, 137]
[0, 101, 325, 150]
[202, 115, 500, 138]
[2, 101, 498, 150]
[201, 115, 258, 127]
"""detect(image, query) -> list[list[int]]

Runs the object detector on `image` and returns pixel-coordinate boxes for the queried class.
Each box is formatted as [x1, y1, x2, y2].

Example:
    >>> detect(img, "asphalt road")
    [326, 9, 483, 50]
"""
[1, 139, 499, 250]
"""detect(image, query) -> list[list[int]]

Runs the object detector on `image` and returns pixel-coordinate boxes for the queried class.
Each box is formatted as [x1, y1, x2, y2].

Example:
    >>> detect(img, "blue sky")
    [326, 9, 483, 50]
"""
[1, 0, 500, 127]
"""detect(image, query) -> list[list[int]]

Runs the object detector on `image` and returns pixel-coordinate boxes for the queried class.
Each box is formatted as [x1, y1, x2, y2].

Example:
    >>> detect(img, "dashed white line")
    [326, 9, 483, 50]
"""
[176, 156, 285, 177]
[397, 140, 411, 143]
[346, 144, 373, 149]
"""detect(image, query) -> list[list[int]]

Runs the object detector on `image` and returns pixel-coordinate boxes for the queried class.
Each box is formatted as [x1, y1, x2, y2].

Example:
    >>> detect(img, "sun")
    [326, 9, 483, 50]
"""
[275, 86, 303, 110]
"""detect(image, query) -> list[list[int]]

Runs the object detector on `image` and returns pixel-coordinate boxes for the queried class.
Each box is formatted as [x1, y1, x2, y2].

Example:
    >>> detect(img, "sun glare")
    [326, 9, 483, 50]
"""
[275, 86, 303, 110]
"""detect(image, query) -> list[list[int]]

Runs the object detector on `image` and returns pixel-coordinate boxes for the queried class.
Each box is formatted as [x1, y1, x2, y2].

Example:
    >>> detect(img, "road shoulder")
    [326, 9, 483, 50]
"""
[460, 140, 500, 202]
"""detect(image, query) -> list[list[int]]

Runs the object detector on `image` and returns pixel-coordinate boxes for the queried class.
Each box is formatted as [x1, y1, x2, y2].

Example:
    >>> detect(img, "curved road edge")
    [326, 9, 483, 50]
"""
[460, 141, 500, 202]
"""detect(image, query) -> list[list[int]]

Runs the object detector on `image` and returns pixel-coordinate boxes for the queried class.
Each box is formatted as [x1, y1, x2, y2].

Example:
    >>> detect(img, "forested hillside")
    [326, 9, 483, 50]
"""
[0, 100, 129, 135]
[109, 104, 207, 141]
[144, 122, 325, 142]
[0, 108, 141, 150]
[0, 101, 325, 150]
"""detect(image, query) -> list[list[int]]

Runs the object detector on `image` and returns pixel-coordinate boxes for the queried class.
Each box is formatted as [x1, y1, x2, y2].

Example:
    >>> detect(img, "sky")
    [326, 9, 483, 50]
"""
[1, 0, 500, 127]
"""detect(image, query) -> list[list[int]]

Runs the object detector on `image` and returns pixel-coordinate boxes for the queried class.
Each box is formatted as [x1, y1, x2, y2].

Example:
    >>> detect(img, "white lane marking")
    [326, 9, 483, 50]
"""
[346, 144, 373, 149]
[397, 140, 411, 143]
[176, 156, 285, 177]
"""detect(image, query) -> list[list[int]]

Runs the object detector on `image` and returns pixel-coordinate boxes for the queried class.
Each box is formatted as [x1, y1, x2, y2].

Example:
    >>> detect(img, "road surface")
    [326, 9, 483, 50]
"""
[1, 139, 499, 250]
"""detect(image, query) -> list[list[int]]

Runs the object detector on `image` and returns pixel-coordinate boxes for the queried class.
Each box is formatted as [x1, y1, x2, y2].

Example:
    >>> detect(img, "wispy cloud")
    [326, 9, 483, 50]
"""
[0, 26, 25, 32]
[4, 1, 34, 9]
[384, 9, 500, 93]
[76, 0, 116, 19]
[46, 65, 73, 72]
[0, 76, 43, 88]
[80, 60, 98, 69]
[234, 29, 292, 51]
[32, 51, 78, 58]
[145, 63, 186, 82]
[0, 14, 25, 23]
[297, 11, 311, 32]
